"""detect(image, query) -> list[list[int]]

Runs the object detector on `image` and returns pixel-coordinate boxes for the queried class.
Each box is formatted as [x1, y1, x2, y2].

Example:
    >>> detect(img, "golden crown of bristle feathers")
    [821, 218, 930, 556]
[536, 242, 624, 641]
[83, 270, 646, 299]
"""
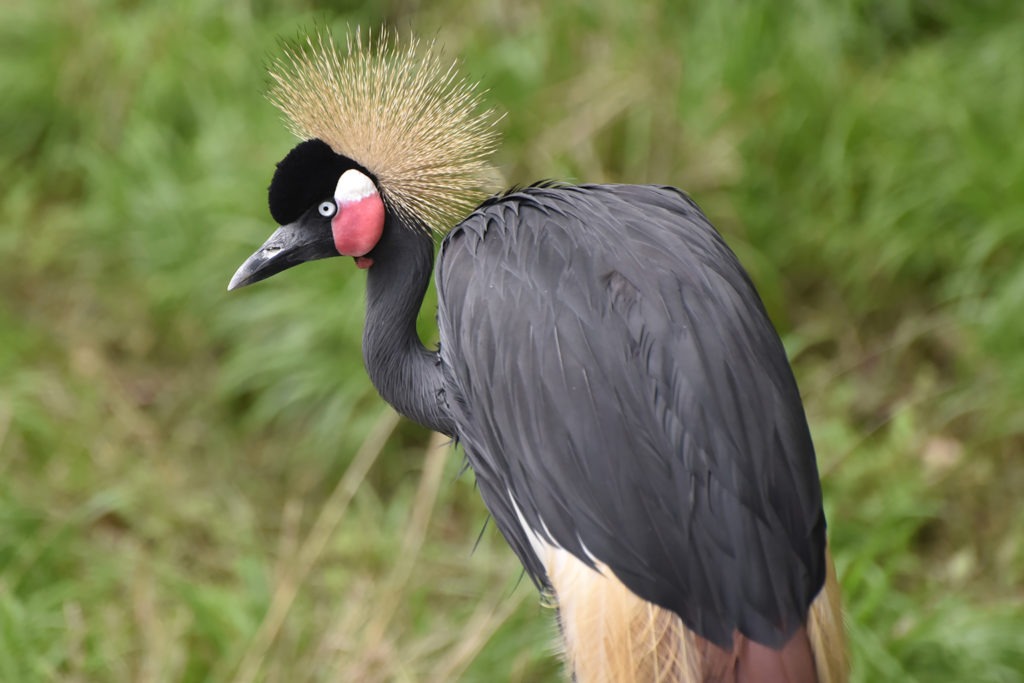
[268, 28, 502, 234]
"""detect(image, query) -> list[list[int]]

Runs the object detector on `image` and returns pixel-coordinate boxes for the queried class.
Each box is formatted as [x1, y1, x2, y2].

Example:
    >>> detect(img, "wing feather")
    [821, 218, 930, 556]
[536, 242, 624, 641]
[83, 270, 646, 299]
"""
[436, 184, 826, 650]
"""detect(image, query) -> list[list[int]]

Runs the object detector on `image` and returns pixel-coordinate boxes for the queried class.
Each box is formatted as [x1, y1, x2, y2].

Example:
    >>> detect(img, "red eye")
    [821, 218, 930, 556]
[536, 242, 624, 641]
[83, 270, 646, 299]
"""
[318, 200, 337, 217]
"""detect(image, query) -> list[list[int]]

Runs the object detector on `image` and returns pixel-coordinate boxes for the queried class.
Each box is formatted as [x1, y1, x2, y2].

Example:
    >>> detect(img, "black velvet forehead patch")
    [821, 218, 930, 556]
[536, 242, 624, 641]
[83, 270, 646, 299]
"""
[267, 139, 371, 225]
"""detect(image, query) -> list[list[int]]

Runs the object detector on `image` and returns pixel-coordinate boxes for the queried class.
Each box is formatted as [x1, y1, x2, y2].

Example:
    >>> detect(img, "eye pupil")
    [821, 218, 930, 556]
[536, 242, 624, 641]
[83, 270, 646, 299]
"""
[318, 201, 336, 217]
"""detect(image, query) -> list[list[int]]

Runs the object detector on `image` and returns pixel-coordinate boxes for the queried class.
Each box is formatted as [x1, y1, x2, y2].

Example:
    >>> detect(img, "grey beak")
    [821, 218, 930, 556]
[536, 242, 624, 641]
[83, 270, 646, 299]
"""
[227, 220, 338, 291]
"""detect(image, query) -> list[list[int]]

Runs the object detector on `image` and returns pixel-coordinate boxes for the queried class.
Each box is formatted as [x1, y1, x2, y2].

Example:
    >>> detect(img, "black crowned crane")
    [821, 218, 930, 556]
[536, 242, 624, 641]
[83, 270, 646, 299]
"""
[229, 30, 848, 683]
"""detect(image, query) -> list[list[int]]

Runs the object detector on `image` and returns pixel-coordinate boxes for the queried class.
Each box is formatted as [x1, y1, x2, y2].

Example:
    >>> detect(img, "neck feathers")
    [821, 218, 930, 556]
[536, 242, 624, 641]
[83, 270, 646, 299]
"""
[362, 217, 454, 436]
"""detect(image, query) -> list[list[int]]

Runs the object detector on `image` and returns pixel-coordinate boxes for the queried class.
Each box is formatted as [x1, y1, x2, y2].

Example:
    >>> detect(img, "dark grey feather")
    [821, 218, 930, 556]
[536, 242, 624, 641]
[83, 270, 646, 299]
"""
[435, 184, 826, 650]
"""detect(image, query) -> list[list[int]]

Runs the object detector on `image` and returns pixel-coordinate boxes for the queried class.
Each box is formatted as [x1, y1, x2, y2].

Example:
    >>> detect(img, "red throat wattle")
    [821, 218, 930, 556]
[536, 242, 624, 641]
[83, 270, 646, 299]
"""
[331, 169, 385, 263]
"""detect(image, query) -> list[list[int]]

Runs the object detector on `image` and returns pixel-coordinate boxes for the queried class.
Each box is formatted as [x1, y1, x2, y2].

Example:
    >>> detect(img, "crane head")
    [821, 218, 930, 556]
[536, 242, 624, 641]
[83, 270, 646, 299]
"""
[228, 28, 501, 291]
[228, 138, 384, 290]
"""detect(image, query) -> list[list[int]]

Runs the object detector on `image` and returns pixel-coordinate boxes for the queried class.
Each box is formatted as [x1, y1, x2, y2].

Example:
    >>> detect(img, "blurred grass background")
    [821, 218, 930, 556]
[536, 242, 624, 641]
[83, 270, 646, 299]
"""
[1, 0, 1022, 680]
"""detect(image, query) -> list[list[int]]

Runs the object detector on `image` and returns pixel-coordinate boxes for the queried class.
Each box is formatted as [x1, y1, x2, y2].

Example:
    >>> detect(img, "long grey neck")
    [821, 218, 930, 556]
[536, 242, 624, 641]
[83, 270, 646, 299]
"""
[362, 217, 454, 436]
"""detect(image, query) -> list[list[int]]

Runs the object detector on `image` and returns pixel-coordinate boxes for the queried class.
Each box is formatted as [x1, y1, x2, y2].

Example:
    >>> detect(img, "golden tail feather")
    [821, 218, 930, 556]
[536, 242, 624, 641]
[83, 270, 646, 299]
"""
[539, 544, 848, 683]
[544, 545, 700, 682]
[808, 550, 849, 683]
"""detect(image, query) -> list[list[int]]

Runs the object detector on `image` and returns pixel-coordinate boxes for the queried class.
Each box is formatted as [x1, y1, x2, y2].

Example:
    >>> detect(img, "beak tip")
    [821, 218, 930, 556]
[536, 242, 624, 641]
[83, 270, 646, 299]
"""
[227, 267, 250, 292]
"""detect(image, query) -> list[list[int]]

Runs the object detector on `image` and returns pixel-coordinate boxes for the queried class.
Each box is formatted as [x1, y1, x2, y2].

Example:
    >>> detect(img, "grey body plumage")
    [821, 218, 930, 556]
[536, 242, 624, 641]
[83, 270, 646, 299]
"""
[435, 184, 825, 650]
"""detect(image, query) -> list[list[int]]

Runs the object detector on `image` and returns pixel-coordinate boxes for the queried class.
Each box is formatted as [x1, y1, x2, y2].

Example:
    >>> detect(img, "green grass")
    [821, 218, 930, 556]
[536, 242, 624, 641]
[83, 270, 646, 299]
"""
[1, 0, 1022, 680]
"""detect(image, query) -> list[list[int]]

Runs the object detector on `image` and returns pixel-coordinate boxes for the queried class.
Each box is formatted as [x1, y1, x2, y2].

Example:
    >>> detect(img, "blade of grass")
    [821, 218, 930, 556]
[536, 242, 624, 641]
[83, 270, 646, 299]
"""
[229, 408, 402, 683]
[358, 431, 451, 652]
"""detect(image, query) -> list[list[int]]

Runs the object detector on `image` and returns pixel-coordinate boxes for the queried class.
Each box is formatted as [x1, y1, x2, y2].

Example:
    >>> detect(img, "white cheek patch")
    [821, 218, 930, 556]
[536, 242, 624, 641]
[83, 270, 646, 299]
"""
[334, 169, 378, 204]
